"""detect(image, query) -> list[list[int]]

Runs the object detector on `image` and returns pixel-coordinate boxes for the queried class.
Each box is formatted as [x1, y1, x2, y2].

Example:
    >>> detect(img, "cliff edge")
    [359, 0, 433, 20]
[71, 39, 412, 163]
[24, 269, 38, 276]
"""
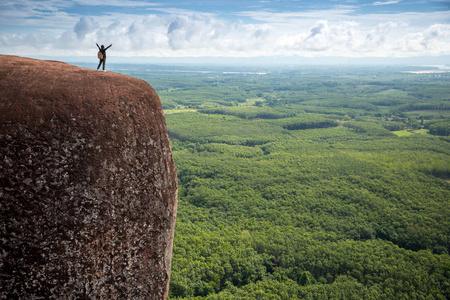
[0, 55, 178, 299]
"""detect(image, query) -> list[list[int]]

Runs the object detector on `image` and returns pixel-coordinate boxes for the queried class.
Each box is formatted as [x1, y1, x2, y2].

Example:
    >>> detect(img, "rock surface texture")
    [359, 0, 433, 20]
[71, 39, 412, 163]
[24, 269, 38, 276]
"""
[0, 55, 178, 299]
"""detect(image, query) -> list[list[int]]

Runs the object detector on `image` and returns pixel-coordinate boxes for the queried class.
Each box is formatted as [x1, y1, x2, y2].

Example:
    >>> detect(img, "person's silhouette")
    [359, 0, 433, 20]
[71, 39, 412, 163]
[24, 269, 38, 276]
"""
[96, 43, 112, 71]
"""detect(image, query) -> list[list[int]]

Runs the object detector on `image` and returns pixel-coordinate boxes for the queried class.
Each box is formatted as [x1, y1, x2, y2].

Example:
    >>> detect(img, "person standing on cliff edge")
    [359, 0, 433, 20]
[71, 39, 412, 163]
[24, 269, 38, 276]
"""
[96, 43, 112, 71]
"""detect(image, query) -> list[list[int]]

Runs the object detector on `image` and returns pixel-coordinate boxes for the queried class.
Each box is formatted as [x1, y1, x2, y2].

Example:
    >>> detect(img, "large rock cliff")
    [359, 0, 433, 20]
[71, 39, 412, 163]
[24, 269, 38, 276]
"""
[0, 55, 178, 299]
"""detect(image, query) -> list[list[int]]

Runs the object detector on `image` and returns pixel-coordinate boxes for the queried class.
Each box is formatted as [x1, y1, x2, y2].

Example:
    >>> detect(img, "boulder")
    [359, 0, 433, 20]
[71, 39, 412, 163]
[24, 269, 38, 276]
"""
[0, 55, 178, 299]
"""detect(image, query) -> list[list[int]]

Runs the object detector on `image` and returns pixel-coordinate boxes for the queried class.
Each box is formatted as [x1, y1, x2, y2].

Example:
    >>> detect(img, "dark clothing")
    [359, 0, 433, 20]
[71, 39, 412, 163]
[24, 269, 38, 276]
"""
[96, 44, 111, 70]
[97, 44, 111, 58]
[97, 57, 106, 70]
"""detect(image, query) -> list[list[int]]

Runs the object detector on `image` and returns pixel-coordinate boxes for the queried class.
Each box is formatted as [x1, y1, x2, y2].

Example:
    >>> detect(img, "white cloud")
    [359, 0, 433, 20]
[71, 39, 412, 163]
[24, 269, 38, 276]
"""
[74, 17, 100, 40]
[393, 24, 450, 55]
[74, 0, 160, 6]
[236, 8, 357, 25]
[1, 4, 449, 58]
[372, 0, 401, 6]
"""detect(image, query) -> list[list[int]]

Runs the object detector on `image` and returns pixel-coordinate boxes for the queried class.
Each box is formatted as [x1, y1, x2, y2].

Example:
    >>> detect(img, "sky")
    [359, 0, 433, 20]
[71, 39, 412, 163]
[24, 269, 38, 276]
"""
[1, 0, 450, 63]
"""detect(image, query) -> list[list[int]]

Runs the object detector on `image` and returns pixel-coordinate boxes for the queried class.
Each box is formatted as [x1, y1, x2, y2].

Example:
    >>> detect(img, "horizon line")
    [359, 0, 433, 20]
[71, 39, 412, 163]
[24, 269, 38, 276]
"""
[7, 54, 450, 67]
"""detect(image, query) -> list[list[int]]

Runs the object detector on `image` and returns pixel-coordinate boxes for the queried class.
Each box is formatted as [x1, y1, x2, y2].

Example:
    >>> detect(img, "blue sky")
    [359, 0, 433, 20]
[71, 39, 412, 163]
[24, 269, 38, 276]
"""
[1, 0, 449, 61]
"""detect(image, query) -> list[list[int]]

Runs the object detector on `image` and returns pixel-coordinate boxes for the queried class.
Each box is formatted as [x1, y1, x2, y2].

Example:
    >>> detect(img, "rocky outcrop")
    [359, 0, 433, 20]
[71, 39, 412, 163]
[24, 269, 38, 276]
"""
[0, 55, 178, 299]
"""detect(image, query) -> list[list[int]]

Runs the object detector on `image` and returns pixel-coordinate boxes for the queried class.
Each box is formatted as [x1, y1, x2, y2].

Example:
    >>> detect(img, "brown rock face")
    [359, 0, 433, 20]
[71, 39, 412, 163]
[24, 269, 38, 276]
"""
[0, 55, 178, 299]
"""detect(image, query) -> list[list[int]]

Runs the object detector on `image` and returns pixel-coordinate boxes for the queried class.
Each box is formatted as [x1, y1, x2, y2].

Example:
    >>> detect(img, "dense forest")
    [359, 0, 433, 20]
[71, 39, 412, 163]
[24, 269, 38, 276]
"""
[115, 64, 450, 299]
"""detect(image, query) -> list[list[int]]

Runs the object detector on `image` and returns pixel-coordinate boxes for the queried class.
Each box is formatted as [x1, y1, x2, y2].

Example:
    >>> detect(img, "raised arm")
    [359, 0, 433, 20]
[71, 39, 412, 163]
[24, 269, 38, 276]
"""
[105, 44, 112, 50]
[96, 43, 100, 50]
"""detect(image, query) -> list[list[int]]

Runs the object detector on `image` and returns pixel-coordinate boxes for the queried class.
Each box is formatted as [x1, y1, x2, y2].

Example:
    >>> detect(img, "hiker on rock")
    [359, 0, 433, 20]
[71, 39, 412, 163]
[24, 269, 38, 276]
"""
[96, 43, 112, 71]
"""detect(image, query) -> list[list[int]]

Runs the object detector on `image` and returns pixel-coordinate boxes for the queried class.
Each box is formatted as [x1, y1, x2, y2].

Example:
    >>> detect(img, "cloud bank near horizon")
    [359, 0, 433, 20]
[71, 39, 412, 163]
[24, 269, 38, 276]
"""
[1, 0, 449, 59]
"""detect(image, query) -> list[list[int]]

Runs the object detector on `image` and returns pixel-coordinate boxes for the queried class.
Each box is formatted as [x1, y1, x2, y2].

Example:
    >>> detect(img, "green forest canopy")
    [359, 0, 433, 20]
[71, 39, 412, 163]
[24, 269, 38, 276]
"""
[120, 65, 450, 299]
